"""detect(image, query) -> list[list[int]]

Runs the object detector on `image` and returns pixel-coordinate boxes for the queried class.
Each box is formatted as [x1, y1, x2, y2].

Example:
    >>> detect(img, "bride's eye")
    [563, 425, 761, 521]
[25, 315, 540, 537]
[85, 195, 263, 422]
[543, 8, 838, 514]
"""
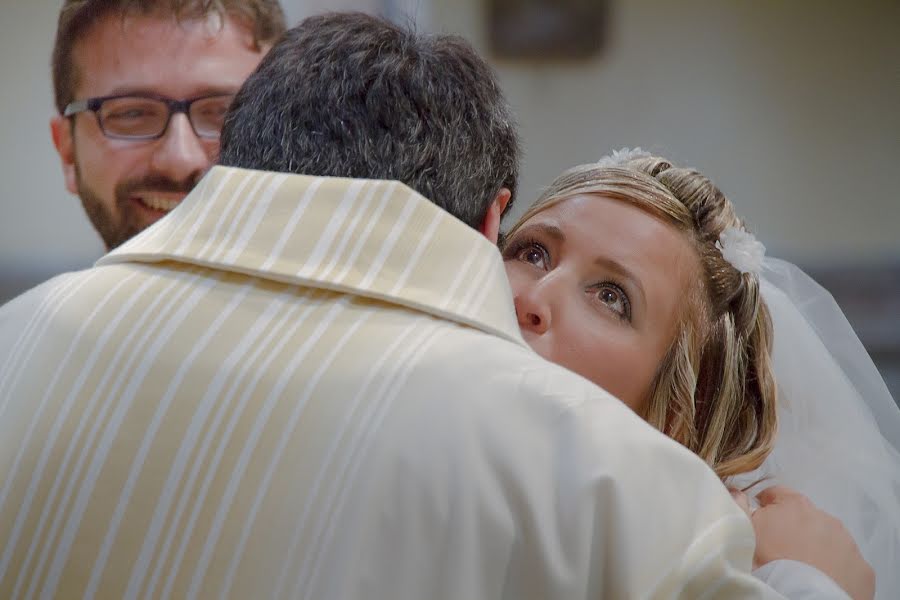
[520, 246, 545, 266]
[505, 238, 550, 270]
[592, 282, 631, 321]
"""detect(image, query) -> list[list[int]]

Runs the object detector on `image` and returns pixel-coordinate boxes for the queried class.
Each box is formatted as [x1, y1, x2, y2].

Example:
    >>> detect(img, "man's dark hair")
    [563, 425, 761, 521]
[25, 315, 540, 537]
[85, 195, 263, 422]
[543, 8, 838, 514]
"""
[219, 12, 520, 228]
[52, 0, 287, 114]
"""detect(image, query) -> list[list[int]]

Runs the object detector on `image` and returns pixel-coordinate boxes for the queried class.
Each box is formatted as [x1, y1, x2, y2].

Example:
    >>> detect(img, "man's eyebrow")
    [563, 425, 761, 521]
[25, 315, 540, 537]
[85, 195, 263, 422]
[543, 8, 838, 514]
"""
[102, 85, 239, 98]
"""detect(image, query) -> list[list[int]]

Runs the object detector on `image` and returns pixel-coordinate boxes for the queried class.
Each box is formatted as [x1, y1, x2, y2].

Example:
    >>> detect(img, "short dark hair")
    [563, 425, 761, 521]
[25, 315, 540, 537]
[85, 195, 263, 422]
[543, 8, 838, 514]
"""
[218, 12, 520, 229]
[52, 0, 287, 114]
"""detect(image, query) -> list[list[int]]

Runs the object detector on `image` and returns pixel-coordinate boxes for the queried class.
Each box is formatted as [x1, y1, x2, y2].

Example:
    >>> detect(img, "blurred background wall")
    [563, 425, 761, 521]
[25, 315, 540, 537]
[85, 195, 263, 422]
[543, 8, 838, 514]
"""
[1, 0, 897, 394]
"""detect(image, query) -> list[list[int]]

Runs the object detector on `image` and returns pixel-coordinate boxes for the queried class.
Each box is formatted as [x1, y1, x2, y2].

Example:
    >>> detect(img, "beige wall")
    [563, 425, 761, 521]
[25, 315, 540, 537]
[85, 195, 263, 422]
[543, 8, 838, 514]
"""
[1, 0, 897, 298]
[0, 1, 105, 279]
[428, 0, 899, 266]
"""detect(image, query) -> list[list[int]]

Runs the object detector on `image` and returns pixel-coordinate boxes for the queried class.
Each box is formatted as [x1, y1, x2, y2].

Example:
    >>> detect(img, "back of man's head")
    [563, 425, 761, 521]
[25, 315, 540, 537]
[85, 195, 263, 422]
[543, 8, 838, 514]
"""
[219, 12, 520, 229]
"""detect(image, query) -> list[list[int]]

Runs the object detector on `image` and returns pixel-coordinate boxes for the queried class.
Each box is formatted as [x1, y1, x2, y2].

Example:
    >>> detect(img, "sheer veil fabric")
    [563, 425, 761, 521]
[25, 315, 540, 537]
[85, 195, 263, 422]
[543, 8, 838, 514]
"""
[732, 258, 900, 599]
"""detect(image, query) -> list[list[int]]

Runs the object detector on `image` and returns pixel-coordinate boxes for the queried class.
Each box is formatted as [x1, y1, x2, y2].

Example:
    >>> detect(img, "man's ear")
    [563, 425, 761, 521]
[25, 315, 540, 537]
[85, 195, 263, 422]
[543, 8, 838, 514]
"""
[479, 187, 511, 245]
[51, 116, 78, 195]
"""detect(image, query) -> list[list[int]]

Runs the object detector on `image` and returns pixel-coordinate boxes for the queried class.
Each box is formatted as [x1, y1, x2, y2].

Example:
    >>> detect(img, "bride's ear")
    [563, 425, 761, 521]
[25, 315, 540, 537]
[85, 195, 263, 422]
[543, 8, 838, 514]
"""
[479, 187, 511, 245]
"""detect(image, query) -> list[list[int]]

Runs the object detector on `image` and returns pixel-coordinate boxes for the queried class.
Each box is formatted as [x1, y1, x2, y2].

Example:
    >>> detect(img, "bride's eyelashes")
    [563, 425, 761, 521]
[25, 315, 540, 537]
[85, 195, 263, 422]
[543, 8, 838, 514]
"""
[588, 281, 632, 322]
[504, 237, 633, 322]
[504, 237, 550, 269]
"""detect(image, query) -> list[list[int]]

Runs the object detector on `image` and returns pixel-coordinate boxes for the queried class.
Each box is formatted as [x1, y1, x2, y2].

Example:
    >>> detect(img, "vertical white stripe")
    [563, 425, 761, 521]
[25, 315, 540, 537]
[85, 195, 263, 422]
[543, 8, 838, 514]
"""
[0, 272, 87, 410]
[38, 276, 218, 598]
[259, 178, 325, 271]
[141, 299, 314, 600]
[298, 325, 447, 597]
[330, 182, 397, 284]
[388, 209, 445, 295]
[268, 318, 425, 597]
[84, 280, 255, 599]
[207, 172, 278, 264]
[357, 190, 419, 290]
[455, 249, 497, 315]
[221, 305, 383, 599]
[0, 274, 70, 390]
[315, 181, 380, 282]
[173, 169, 237, 255]
[125, 289, 305, 600]
[144, 174, 211, 250]
[206, 174, 270, 262]
[168, 172, 215, 244]
[296, 179, 367, 276]
[466, 257, 507, 326]
[150, 297, 327, 600]
[16, 274, 196, 596]
[12, 272, 193, 600]
[196, 173, 270, 261]
[181, 298, 355, 600]
[221, 174, 290, 264]
[0, 271, 141, 588]
[439, 242, 482, 311]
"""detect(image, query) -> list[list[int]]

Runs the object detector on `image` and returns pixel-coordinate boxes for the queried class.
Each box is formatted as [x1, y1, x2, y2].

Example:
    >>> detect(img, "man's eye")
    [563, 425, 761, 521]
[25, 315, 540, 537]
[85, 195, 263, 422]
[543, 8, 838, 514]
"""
[109, 109, 152, 119]
[205, 105, 229, 116]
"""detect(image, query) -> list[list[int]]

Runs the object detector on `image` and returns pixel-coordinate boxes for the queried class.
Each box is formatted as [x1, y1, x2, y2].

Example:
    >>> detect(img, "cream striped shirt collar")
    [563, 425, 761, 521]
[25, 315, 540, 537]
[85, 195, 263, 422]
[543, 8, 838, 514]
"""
[98, 166, 526, 347]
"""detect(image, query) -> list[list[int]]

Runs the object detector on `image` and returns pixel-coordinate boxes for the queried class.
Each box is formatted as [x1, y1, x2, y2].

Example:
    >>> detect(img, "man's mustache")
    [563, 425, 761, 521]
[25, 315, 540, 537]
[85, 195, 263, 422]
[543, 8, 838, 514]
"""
[115, 174, 201, 202]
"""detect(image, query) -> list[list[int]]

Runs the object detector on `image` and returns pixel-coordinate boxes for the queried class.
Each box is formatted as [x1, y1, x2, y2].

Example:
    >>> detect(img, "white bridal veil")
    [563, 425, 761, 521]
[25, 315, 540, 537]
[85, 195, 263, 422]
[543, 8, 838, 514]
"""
[737, 258, 900, 599]
[599, 148, 899, 596]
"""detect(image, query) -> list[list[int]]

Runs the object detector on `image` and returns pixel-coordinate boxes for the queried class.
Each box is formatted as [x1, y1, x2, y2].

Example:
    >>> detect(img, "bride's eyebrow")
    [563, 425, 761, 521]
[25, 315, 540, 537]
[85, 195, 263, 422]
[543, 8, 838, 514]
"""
[593, 256, 646, 307]
[513, 222, 565, 244]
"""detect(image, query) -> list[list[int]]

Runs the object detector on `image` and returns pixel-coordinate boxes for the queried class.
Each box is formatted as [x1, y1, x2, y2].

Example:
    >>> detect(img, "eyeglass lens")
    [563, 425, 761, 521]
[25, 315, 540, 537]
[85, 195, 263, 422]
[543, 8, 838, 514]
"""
[98, 96, 232, 139]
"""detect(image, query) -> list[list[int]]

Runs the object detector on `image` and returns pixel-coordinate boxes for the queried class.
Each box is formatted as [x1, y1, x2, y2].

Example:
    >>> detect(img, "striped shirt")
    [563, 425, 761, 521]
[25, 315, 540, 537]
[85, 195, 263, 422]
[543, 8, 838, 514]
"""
[0, 166, 783, 599]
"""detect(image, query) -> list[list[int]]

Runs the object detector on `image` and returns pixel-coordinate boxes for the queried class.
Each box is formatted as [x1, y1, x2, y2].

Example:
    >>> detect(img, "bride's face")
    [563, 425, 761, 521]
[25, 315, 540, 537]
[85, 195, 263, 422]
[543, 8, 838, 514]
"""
[503, 193, 702, 412]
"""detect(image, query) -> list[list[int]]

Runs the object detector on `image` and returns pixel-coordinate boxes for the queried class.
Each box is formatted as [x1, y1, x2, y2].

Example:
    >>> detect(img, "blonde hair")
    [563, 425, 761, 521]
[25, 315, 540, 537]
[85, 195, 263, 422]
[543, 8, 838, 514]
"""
[503, 156, 777, 479]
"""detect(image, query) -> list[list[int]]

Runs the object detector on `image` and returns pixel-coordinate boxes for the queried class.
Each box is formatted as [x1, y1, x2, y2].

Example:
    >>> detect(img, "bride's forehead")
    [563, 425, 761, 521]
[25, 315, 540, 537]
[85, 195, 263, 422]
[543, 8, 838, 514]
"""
[524, 194, 701, 272]
[530, 194, 676, 238]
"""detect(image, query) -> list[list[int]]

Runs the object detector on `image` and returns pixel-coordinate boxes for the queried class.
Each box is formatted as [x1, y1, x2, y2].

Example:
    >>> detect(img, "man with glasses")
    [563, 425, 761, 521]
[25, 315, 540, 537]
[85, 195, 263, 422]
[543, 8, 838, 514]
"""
[50, 0, 286, 251]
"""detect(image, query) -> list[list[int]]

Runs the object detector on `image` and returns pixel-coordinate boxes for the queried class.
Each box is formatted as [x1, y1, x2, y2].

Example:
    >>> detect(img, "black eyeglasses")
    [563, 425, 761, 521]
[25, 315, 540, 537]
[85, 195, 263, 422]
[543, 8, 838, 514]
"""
[63, 93, 235, 140]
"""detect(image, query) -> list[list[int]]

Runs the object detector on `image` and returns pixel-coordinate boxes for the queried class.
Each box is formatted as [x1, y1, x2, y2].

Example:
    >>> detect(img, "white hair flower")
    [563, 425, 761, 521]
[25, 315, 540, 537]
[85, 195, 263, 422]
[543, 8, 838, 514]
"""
[716, 226, 766, 275]
[595, 147, 652, 168]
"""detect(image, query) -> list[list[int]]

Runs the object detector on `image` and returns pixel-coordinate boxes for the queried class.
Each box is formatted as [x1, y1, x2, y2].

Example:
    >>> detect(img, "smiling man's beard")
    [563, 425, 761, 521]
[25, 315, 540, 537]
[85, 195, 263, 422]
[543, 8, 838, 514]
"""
[75, 163, 200, 251]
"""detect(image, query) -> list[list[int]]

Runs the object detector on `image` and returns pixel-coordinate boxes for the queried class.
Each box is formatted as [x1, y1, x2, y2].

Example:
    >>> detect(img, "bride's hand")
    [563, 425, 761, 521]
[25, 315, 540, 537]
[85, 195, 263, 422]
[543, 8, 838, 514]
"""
[747, 485, 875, 600]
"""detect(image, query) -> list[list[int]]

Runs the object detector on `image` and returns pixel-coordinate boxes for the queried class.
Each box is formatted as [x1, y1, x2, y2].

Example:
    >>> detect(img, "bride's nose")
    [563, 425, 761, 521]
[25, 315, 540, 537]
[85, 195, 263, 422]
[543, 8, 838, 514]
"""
[514, 286, 551, 334]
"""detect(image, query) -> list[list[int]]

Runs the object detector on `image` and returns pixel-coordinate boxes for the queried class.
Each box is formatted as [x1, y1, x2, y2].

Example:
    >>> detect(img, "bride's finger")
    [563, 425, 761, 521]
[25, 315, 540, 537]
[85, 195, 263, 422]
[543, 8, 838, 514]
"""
[755, 485, 806, 507]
